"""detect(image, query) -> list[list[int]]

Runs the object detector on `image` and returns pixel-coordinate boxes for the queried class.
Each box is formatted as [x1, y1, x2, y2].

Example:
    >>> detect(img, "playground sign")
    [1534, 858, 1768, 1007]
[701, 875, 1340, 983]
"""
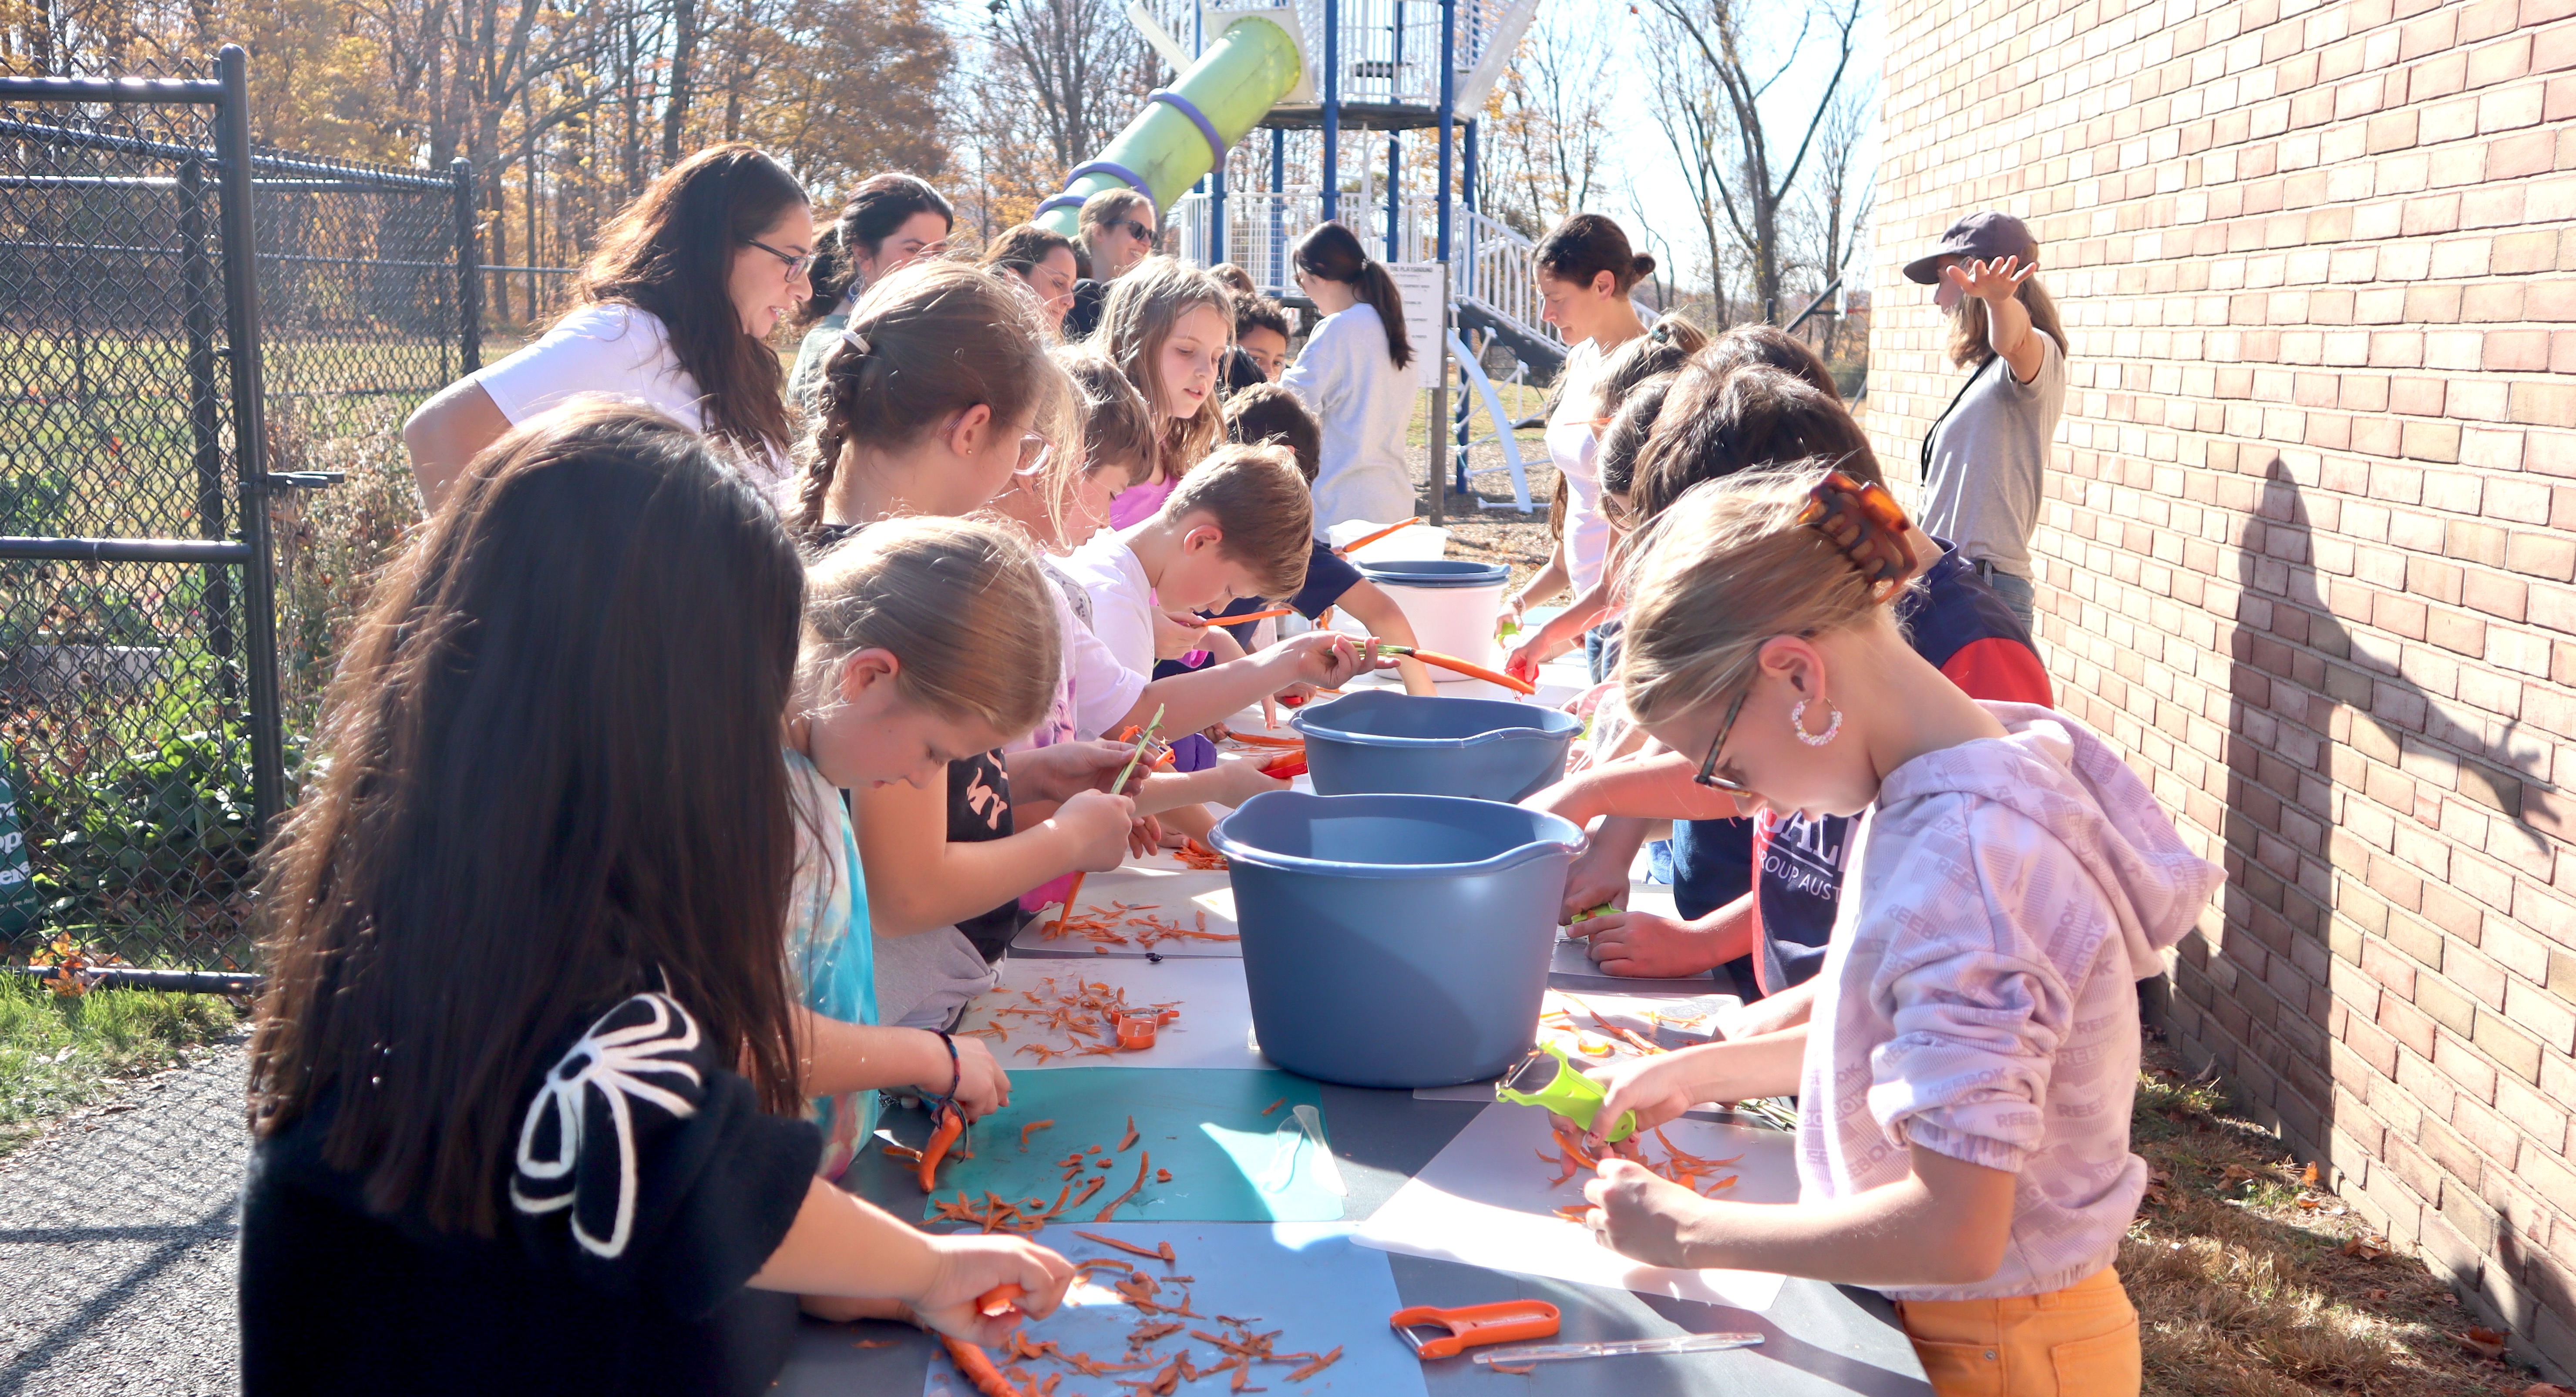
[1386, 262, 1449, 389]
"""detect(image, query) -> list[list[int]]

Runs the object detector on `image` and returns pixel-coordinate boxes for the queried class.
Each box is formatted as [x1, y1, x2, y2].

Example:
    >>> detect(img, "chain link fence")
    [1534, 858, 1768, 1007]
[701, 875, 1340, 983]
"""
[1, 50, 576, 979]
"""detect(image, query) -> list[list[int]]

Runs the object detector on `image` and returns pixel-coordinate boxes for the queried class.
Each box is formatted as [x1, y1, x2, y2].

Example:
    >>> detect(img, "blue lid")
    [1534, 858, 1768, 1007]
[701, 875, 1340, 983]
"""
[1354, 557, 1510, 590]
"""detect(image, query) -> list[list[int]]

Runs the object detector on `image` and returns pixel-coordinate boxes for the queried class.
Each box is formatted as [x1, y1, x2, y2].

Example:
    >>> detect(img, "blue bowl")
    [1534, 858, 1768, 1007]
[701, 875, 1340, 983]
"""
[1292, 689, 1582, 802]
[1352, 558, 1510, 589]
[1211, 791, 1581, 1088]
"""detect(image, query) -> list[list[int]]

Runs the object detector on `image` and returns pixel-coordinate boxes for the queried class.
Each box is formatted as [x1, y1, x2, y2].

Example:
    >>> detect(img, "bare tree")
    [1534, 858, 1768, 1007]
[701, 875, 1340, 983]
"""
[985, 0, 1153, 178]
[1476, 7, 1618, 239]
[1642, 0, 1865, 322]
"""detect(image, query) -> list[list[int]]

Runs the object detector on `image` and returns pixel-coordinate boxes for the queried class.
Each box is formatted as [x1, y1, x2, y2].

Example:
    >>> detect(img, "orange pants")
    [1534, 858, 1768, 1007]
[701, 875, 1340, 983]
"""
[1894, 1266, 2141, 1397]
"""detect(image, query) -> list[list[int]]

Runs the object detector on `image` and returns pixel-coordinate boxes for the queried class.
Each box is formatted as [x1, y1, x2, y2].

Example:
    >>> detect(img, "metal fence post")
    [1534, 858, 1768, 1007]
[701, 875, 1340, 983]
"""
[214, 44, 285, 833]
[175, 157, 237, 701]
[452, 156, 482, 373]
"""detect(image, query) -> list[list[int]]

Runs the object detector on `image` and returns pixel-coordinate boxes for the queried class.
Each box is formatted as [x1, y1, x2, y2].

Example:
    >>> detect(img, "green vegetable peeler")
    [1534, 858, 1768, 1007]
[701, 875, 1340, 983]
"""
[1494, 1041, 1638, 1143]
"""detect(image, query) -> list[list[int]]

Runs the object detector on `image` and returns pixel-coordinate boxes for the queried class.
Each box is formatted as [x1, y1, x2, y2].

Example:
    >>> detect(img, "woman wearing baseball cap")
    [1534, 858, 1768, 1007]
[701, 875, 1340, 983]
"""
[1903, 211, 2067, 633]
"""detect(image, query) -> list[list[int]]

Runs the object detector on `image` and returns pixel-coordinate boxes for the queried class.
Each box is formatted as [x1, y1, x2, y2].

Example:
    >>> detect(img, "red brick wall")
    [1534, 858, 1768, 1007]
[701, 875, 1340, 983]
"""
[1868, 0, 2576, 1372]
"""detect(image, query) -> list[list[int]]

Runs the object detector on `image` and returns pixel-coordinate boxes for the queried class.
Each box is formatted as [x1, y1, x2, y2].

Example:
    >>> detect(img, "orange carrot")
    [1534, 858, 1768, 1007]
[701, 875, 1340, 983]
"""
[1019, 1119, 1054, 1152]
[976, 1283, 1025, 1317]
[919, 1106, 964, 1193]
[1222, 731, 1304, 748]
[1049, 874, 1086, 939]
[1375, 644, 1537, 694]
[1072, 1229, 1171, 1262]
[938, 1336, 1019, 1397]
[1185, 607, 1296, 627]
[1096, 1149, 1150, 1221]
[1334, 517, 1422, 556]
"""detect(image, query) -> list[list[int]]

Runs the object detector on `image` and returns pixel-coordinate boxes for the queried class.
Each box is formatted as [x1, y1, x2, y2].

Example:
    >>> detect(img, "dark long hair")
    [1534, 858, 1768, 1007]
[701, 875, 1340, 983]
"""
[1291, 222, 1412, 370]
[1627, 363, 1883, 527]
[798, 172, 955, 327]
[248, 402, 807, 1238]
[1535, 213, 1655, 296]
[574, 143, 807, 463]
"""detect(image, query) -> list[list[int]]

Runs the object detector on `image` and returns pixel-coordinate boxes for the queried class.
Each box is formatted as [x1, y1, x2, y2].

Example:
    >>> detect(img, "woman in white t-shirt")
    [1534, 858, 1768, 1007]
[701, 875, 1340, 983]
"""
[1278, 222, 1416, 535]
[1496, 213, 1654, 683]
[403, 144, 812, 510]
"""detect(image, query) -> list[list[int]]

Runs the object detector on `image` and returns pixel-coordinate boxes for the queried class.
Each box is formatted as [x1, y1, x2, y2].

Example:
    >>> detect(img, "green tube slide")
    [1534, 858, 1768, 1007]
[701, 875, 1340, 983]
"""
[1034, 15, 1301, 238]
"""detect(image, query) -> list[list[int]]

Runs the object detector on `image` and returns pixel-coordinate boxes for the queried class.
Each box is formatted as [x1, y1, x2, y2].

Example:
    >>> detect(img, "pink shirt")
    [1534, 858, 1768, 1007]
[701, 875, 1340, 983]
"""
[1797, 704, 2222, 1300]
[1108, 476, 1177, 530]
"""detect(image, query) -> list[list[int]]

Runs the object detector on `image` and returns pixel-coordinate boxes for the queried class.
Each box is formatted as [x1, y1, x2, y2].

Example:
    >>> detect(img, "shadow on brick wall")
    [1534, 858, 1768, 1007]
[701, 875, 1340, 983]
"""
[2212, 454, 2563, 1161]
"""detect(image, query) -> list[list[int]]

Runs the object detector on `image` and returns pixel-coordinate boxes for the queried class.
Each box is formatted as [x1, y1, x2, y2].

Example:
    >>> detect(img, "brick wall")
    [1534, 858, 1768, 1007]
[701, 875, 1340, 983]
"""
[1867, 0, 2576, 1373]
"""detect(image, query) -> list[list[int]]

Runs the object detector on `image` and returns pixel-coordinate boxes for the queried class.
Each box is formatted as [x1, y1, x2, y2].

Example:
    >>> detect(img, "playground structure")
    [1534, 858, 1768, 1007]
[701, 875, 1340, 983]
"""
[1029, 0, 1617, 517]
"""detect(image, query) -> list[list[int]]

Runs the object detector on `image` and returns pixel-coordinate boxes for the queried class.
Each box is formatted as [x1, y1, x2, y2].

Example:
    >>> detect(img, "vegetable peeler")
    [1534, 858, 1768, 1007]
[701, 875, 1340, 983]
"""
[1495, 1042, 1638, 1143]
[1389, 1300, 1562, 1359]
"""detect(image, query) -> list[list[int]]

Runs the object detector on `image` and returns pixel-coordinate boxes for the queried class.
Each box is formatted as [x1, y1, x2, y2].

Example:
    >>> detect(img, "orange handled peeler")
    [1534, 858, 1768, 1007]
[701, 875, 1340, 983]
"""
[1388, 1300, 1562, 1359]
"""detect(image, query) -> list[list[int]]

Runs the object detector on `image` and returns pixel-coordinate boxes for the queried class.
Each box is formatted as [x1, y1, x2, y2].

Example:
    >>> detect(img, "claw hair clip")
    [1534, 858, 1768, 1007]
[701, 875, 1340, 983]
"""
[1797, 470, 1942, 599]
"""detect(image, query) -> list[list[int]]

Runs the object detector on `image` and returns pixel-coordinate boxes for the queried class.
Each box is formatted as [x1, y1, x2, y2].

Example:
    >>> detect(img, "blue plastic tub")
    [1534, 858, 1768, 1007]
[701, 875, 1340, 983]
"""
[1352, 558, 1510, 589]
[1210, 791, 1581, 1088]
[1292, 689, 1582, 802]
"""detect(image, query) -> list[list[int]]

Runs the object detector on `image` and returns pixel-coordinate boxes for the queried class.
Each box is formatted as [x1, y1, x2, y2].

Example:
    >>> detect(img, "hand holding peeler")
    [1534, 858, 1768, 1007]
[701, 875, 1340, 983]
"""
[1495, 1041, 1638, 1143]
[1389, 1300, 1562, 1359]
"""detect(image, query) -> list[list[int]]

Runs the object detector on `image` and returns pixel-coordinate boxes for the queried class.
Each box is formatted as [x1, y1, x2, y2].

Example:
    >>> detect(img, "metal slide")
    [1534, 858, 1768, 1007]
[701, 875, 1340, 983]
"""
[1034, 12, 1304, 238]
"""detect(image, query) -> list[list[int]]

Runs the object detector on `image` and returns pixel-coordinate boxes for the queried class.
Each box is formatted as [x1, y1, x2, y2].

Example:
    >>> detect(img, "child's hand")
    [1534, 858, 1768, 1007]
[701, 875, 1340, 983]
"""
[1582, 1050, 1706, 1152]
[1580, 1158, 1715, 1270]
[931, 1032, 1009, 1121]
[1557, 844, 1630, 923]
[1151, 608, 1207, 661]
[1942, 253, 2036, 306]
[1208, 753, 1292, 807]
[910, 1235, 1078, 1345]
[1502, 626, 1566, 685]
[1127, 814, 1163, 858]
[1006, 739, 1147, 801]
[1049, 790, 1137, 871]
[1576, 910, 1725, 979]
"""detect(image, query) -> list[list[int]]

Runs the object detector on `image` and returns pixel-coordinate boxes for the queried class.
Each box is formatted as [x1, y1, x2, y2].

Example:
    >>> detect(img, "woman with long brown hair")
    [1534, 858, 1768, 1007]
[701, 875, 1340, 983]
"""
[241, 403, 1073, 1394]
[785, 172, 955, 408]
[1278, 221, 1418, 534]
[1903, 211, 2068, 632]
[403, 144, 814, 509]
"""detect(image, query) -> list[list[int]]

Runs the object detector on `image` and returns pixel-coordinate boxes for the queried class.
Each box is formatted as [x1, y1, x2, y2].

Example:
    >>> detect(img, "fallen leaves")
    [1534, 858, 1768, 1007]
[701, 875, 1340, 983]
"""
[2462, 1327, 2510, 1361]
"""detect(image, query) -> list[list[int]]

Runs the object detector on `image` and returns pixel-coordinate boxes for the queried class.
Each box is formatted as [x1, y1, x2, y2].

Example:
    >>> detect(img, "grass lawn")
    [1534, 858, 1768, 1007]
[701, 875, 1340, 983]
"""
[0, 971, 239, 1159]
[2126, 1037, 2551, 1396]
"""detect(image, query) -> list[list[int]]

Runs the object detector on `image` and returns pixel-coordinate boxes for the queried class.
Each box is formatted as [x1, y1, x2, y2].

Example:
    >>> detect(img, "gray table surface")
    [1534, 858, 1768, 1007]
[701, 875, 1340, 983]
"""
[777, 1059, 1930, 1396]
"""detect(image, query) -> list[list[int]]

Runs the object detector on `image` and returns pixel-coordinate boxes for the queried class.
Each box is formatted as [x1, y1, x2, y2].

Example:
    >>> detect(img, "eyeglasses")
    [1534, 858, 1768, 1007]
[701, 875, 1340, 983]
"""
[744, 236, 813, 280]
[1690, 688, 1755, 794]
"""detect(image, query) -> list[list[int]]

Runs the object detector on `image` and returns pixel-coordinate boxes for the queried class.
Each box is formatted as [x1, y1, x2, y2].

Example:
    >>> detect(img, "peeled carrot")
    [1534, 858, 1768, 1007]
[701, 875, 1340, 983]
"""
[1334, 517, 1422, 556]
[1225, 732, 1305, 748]
[1260, 752, 1308, 778]
[1050, 875, 1085, 938]
[919, 1106, 963, 1193]
[939, 1336, 1019, 1397]
[1373, 643, 1537, 695]
[1186, 607, 1296, 627]
[976, 1283, 1024, 1317]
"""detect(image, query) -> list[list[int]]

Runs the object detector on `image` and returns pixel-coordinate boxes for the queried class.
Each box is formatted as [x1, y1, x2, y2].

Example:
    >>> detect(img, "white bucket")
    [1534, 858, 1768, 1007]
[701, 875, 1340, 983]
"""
[1332, 559, 1509, 683]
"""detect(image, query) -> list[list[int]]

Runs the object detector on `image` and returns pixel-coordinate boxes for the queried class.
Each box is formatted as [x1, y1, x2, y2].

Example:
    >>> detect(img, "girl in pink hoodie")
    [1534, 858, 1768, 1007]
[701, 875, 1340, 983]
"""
[1574, 465, 2221, 1397]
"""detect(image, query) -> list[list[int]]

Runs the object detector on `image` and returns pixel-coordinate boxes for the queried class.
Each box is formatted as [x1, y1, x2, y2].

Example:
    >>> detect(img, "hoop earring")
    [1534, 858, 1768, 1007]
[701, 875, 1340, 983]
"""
[1789, 699, 1842, 747]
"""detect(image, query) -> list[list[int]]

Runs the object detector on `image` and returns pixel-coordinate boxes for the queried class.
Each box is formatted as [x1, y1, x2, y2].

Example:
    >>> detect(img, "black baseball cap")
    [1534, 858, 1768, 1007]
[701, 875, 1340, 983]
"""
[1903, 212, 2038, 284]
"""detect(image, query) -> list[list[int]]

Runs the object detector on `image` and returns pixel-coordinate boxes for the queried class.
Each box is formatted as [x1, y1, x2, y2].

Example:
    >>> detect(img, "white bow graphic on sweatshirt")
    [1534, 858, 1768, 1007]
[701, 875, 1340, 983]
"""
[509, 993, 703, 1259]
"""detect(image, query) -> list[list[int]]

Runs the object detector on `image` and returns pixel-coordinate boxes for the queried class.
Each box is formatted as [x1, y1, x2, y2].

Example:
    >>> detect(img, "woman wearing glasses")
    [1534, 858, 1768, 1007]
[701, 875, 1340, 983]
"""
[404, 144, 813, 510]
[1059, 189, 1159, 342]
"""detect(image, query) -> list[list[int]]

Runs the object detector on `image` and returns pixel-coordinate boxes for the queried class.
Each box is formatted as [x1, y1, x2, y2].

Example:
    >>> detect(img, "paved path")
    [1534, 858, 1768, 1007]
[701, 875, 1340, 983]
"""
[0, 1041, 247, 1396]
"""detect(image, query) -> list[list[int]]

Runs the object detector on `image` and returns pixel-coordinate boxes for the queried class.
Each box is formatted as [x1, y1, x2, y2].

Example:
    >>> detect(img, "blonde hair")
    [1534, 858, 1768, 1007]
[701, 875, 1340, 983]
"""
[1159, 443, 1314, 600]
[796, 516, 1063, 739]
[1949, 275, 2067, 370]
[1100, 255, 1231, 489]
[1619, 463, 1909, 729]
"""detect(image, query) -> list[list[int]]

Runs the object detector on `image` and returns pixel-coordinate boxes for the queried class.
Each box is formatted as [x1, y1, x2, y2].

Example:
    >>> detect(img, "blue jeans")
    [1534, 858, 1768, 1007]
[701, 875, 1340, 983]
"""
[1979, 567, 2036, 635]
